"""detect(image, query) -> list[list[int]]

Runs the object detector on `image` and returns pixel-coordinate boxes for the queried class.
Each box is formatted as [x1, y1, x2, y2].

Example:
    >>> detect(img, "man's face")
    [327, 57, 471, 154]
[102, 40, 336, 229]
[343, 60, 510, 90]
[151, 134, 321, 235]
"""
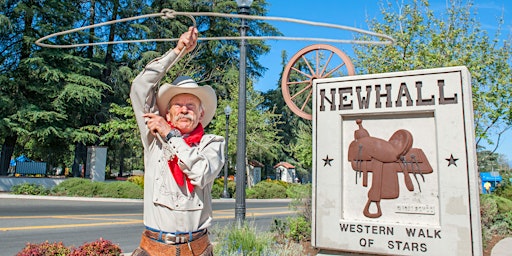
[166, 93, 204, 134]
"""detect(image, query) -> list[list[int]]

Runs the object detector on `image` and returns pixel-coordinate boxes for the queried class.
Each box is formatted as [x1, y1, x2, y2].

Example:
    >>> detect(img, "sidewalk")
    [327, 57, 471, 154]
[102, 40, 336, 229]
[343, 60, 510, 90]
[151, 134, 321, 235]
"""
[492, 237, 512, 256]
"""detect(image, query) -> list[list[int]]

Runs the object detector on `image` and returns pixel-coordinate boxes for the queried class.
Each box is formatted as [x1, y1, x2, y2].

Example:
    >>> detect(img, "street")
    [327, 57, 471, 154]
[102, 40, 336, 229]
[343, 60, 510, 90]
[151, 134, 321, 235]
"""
[0, 195, 293, 255]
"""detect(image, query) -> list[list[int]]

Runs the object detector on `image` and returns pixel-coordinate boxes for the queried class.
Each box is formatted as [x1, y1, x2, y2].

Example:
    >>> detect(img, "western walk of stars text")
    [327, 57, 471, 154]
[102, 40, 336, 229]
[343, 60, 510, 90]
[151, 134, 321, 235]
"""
[340, 223, 441, 253]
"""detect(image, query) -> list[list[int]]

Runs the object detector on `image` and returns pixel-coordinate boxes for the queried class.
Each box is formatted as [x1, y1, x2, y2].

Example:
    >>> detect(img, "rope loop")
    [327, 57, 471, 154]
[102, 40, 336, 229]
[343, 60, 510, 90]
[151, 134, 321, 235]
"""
[35, 9, 395, 48]
[161, 8, 176, 19]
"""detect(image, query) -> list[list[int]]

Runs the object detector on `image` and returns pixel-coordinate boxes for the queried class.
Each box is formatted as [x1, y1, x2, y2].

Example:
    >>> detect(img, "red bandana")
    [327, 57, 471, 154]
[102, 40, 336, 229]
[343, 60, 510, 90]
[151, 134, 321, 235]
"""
[167, 123, 204, 193]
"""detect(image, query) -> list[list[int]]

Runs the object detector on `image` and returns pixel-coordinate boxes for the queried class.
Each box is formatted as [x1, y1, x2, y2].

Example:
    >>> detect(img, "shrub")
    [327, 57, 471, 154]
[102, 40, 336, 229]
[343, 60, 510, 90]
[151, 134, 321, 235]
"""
[69, 238, 122, 256]
[211, 182, 222, 199]
[246, 181, 287, 199]
[271, 184, 312, 243]
[127, 175, 144, 189]
[16, 239, 122, 256]
[480, 194, 512, 247]
[95, 181, 143, 199]
[494, 179, 512, 200]
[212, 222, 307, 256]
[286, 216, 311, 242]
[50, 178, 143, 199]
[16, 241, 71, 256]
[288, 184, 312, 223]
[213, 223, 272, 255]
[212, 178, 236, 199]
[51, 178, 99, 197]
[11, 183, 49, 195]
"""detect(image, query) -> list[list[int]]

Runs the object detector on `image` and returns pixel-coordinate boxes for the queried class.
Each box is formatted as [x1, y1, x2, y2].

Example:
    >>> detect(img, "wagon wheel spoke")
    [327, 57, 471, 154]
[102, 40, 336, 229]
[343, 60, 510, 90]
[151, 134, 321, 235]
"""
[286, 80, 310, 86]
[281, 44, 355, 120]
[301, 55, 316, 77]
[319, 52, 335, 77]
[290, 83, 313, 101]
[324, 62, 346, 78]
[300, 90, 313, 111]
[291, 66, 313, 79]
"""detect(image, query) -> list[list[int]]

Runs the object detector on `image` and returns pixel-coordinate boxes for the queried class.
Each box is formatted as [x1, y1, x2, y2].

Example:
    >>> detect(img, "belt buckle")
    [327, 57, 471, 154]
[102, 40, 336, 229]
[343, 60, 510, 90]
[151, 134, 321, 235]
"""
[163, 233, 176, 244]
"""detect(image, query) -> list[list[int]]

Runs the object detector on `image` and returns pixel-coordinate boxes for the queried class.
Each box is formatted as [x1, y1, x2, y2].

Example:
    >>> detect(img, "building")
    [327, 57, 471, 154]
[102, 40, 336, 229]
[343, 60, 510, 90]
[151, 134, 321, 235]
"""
[273, 162, 297, 183]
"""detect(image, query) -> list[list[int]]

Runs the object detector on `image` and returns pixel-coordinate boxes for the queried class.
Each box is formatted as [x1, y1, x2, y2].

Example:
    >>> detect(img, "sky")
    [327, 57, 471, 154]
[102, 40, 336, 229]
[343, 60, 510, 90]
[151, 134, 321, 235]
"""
[252, 0, 512, 165]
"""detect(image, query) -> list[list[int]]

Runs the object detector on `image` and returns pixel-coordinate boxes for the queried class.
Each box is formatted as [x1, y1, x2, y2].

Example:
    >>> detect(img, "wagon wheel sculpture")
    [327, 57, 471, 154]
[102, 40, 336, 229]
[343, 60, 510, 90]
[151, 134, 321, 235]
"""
[281, 44, 356, 120]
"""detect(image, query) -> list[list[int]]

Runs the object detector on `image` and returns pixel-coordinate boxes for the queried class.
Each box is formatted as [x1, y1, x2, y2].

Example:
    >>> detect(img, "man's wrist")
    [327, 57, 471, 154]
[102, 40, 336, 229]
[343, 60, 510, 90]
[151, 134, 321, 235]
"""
[166, 129, 182, 141]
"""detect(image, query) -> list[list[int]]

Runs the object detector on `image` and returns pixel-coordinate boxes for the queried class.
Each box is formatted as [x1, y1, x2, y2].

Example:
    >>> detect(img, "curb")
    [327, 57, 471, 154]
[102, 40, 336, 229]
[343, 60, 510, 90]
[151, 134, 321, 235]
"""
[0, 193, 292, 204]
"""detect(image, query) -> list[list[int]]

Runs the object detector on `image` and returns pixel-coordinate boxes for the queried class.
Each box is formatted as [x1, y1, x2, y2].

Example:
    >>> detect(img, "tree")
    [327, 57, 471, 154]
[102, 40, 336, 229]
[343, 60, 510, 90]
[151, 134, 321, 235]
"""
[476, 150, 508, 173]
[353, 0, 512, 166]
[0, 0, 282, 176]
[209, 65, 283, 180]
[85, 100, 143, 176]
[0, 0, 112, 174]
[261, 50, 313, 176]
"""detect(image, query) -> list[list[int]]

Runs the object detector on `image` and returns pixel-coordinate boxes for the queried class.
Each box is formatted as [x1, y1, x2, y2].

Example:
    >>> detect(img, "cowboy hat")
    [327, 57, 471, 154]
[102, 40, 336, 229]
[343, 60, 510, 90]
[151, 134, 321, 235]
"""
[157, 76, 217, 127]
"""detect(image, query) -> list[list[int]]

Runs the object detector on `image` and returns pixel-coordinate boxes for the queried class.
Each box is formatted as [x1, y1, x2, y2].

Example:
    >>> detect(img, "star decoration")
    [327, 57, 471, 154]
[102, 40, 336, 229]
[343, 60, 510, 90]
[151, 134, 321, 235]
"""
[446, 154, 459, 167]
[323, 155, 333, 166]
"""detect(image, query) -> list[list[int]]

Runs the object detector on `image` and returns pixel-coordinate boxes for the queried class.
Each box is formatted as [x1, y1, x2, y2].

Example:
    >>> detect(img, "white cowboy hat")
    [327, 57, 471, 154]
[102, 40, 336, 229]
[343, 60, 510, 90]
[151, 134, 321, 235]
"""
[157, 76, 217, 127]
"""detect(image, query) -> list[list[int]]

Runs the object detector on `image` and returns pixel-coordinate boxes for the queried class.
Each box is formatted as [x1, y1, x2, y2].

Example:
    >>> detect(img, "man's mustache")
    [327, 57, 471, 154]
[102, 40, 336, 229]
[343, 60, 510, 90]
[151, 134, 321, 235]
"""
[174, 114, 194, 122]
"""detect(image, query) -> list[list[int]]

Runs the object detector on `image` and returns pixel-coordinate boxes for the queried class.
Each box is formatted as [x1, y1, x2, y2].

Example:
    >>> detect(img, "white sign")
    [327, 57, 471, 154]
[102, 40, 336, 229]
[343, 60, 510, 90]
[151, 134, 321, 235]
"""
[312, 66, 482, 256]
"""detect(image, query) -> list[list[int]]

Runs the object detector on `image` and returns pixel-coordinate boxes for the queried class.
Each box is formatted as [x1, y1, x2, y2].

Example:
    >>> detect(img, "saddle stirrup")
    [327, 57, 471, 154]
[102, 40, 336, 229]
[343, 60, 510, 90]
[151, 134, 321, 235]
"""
[363, 199, 382, 218]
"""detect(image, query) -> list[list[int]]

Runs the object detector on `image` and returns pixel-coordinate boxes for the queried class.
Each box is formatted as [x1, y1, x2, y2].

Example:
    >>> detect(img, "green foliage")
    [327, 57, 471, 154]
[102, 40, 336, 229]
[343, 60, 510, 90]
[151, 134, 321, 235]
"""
[213, 223, 272, 255]
[246, 180, 287, 199]
[212, 178, 236, 199]
[495, 181, 512, 200]
[480, 194, 512, 247]
[288, 122, 313, 170]
[273, 184, 312, 243]
[127, 175, 144, 189]
[95, 181, 144, 199]
[354, 0, 512, 150]
[50, 178, 143, 199]
[271, 216, 311, 243]
[211, 182, 223, 199]
[11, 183, 50, 195]
[0, 0, 283, 178]
[212, 221, 306, 255]
[287, 183, 312, 223]
[210, 66, 284, 168]
[285, 183, 310, 199]
[477, 150, 510, 176]
[285, 216, 311, 242]
[51, 178, 100, 197]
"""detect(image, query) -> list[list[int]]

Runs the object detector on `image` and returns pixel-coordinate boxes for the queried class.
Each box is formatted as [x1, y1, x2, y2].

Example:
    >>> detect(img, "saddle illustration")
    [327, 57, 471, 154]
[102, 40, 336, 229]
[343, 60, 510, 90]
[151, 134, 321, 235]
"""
[347, 120, 433, 218]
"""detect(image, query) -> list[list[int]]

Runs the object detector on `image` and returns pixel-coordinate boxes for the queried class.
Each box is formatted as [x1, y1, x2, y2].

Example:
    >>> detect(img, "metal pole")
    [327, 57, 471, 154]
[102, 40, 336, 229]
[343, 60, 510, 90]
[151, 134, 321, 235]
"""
[235, 6, 249, 227]
[222, 111, 230, 198]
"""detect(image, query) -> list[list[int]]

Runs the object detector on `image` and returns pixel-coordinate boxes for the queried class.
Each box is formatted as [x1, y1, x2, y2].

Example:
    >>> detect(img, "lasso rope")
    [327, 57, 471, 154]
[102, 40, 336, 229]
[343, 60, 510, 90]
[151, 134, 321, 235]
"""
[35, 8, 394, 48]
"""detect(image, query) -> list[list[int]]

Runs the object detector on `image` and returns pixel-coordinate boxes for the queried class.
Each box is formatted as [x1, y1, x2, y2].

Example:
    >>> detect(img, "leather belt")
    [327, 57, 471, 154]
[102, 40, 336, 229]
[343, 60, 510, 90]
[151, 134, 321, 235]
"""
[140, 230, 212, 256]
[143, 228, 207, 244]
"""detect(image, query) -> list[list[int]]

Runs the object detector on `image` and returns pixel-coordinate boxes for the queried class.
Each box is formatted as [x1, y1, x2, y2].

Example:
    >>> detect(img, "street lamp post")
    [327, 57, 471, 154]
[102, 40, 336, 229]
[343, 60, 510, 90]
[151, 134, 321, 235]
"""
[222, 105, 232, 199]
[235, 0, 253, 227]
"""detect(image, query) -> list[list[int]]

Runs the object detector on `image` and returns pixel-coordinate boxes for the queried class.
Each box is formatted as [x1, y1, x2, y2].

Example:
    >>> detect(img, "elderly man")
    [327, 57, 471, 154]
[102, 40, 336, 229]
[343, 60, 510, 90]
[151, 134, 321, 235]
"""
[130, 27, 225, 256]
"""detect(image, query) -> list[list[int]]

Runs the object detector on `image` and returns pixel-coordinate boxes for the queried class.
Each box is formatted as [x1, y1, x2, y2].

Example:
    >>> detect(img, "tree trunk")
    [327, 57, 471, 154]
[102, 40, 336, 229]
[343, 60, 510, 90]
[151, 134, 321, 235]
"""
[245, 157, 252, 189]
[87, 0, 96, 59]
[102, 0, 118, 79]
[119, 147, 125, 177]
[72, 143, 87, 177]
[0, 135, 18, 176]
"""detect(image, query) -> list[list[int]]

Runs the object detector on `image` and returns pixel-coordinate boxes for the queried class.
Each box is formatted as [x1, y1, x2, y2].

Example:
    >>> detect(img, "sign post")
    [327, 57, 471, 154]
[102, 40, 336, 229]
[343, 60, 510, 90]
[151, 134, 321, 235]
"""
[312, 66, 482, 255]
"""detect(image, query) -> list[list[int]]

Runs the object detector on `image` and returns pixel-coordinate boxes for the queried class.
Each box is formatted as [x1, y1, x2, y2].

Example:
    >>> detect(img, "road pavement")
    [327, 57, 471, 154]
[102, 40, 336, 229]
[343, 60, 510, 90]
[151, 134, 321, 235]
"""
[0, 193, 293, 255]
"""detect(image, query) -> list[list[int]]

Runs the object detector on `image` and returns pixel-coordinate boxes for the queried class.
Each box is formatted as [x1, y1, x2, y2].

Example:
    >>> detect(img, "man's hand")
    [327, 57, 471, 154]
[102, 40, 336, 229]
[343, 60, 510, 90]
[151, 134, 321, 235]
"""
[143, 113, 171, 138]
[174, 26, 198, 55]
